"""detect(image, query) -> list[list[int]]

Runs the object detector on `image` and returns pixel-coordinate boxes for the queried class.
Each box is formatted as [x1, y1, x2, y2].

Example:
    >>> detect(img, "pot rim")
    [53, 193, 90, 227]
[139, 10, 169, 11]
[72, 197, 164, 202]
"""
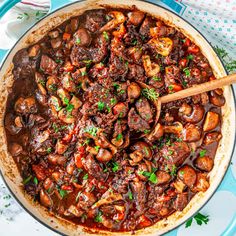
[0, 1, 235, 235]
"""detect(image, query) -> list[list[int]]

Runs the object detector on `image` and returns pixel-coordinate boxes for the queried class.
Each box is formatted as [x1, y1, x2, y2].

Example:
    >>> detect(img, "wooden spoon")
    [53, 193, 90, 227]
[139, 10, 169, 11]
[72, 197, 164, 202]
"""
[160, 73, 236, 104]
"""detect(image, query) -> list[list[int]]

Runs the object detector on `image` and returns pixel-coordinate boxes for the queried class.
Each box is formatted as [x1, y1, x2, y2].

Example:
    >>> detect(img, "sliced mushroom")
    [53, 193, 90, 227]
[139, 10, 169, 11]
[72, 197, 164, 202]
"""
[127, 11, 145, 26]
[128, 82, 141, 102]
[177, 165, 197, 188]
[14, 116, 23, 128]
[164, 122, 183, 136]
[156, 171, 171, 185]
[92, 190, 122, 209]
[9, 142, 23, 157]
[182, 123, 201, 142]
[56, 140, 68, 154]
[61, 73, 76, 92]
[64, 205, 83, 218]
[203, 111, 219, 132]
[96, 148, 113, 162]
[40, 189, 52, 207]
[49, 96, 62, 112]
[148, 37, 173, 56]
[57, 88, 71, 104]
[28, 44, 40, 57]
[112, 23, 126, 38]
[179, 104, 204, 124]
[192, 173, 209, 192]
[142, 55, 160, 77]
[172, 179, 186, 193]
[14, 97, 37, 114]
[194, 156, 214, 172]
[70, 95, 82, 109]
[58, 108, 75, 124]
[136, 163, 149, 180]
[99, 11, 126, 32]
[203, 132, 222, 145]
[46, 76, 59, 92]
[147, 123, 164, 141]
[131, 141, 152, 160]
[130, 150, 143, 163]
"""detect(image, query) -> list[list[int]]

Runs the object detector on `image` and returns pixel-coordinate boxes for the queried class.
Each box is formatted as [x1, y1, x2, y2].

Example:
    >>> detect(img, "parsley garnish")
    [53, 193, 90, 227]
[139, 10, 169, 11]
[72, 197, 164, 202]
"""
[84, 126, 99, 137]
[199, 149, 207, 157]
[33, 177, 38, 185]
[59, 189, 67, 199]
[94, 146, 100, 152]
[46, 147, 52, 153]
[142, 88, 159, 101]
[64, 97, 74, 112]
[128, 191, 133, 200]
[152, 76, 162, 81]
[110, 98, 117, 105]
[112, 162, 119, 172]
[170, 164, 177, 177]
[97, 101, 105, 111]
[23, 175, 32, 185]
[183, 67, 191, 77]
[76, 38, 81, 44]
[138, 171, 158, 184]
[94, 211, 103, 222]
[143, 129, 150, 134]
[103, 31, 109, 41]
[83, 173, 89, 180]
[187, 54, 194, 60]
[185, 212, 209, 228]
[116, 133, 123, 141]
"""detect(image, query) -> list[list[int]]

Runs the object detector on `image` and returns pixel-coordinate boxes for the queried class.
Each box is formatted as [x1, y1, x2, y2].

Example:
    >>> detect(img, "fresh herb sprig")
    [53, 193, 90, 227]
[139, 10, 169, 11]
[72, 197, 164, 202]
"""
[185, 212, 209, 228]
[142, 88, 159, 101]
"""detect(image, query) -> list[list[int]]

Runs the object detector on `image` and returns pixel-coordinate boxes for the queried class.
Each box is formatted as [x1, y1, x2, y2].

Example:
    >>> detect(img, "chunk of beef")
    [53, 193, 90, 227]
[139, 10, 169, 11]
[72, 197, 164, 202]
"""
[128, 108, 150, 131]
[173, 193, 188, 211]
[70, 46, 91, 67]
[135, 98, 153, 123]
[109, 54, 128, 80]
[84, 9, 106, 32]
[130, 181, 147, 213]
[40, 55, 57, 75]
[81, 154, 106, 180]
[139, 16, 155, 37]
[127, 64, 145, 82]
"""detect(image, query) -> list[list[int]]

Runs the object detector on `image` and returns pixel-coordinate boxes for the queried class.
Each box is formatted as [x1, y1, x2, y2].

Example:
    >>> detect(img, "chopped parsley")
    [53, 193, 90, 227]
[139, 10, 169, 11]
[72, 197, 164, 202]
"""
[39, 80, 46, 86]
[168, 85, 174, 91]
[116, 133, 123, 141]
[33, 177, 38, 185]
[110, 98, 117, 105]
[131, 38, 137, 45]
[97, 101, 105, 111]
[112, 162, 119, 172]
[59, 189, 68, 199]
[142, 88, 159, 101]
[64, 97, 74, 113]
[84, 126, 99, 137]
[152, 76, 162, 81]
[81, 71, 87, 76]
[23, 175, 32, 185]
[170, 165, 177, 177]
[143, 129, 150, 134]
[46, 147, 52, 153]
[94, 211, 103, 223]
[48, 84, 57, 91]
[94, 146, 100, 152]
[185, 212, 209, 228]
[128, 191, 133, 200]
[103, 31, 109, 41]
[76, 38, 81, 44]
[183, 67, 191, 77]
[138, 170, 158, 184]
[199, 149, 207, 157]
[187, 54, 194, 60]
[83, 173, 89, 180]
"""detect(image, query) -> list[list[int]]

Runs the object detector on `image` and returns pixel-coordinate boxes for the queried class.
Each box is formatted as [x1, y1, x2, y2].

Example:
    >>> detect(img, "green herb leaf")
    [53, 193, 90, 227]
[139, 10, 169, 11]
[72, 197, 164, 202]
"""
[33, 177, 38, 185]
[187, 54, 194, 60]
[116, 133, 123, 141]
[59, 189, 68, 199]
[47, 147, 52, 153]
[152, 76, 162, 81]
[76, 38, 81, 44]
[103, 31, 109, 41]
[83, 173, 89, 180]
[128, 191, 133, 200]
[94, 211, 103, 222]
[84, 126, 99, 137]
[185, 218, 193, 228]
[98, 101, 105, 111]
[94, 146, 100, 152]
[185, 212, 209, 228]
[112, 162, 119, 172]
[110, 98, 117, 105]
[143, 129, 150, 134]
[199, 149, 207, 157]
[142, 88, 159, 101]
[23, 175, 32, 185]
[170, 164, 177, 177]
[183, 67, 191, 77]
[131, 38, 137, 45]
[148, 172, 158, 184]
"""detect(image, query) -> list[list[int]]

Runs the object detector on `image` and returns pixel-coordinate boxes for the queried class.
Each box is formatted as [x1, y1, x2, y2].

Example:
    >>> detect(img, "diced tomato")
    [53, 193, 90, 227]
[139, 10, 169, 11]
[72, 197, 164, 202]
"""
[32, 165, 47, 181]
[74, 146, 85, 168]
[183, 38, 191, 47]
[61, 185, 74, 192]
[63, 33, 71, 41]
[209, 76, 216, 81]
[113, 212, 125, 221]
[138, 215, 152, 227]
[188, 44, 200, 54]
[179, 58, 187, 68]
[63, 61, 74, 72]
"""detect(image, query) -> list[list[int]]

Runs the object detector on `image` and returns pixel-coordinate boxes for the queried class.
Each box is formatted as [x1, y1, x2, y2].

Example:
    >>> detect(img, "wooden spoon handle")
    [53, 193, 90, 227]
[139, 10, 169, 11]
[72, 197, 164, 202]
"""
[160, 73, 236, 104]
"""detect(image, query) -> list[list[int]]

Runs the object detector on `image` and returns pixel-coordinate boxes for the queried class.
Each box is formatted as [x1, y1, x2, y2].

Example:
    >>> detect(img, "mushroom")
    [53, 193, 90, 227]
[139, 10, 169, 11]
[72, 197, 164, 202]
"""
[136, 163, 150, 180]
[96, 148, 113, 162]
[112, 102, 128, 118]
[192, 173, 209, 192]
[70, 95, 82, 109]
[40, 189, 52, 207]
[129, 150, 143, 163]
[50, 37, 62, 49]
[209, 90, 225, 107]
[142, 55, 160, 77]
[99, 11, 126, 32]
[182, 123, 201, 142]
[177, 165, 197, 188]
[91, 190, 122, 209]
[28, 44, 40, 57]
[61, 73, 76, 92]
[172, 179, 186, 193]
[148, 37, 173, 56]
[127, 82, 141, 102]
[46, 76, 58, 92]
[14, 97, 37, 114]
[164, 122, 183, 136]
[57, 88, 71, 104]
[9, 142, 23, 157]
[49, 96, 62, 112]
[127, 11, 145, 26]
[203, 132, 222, 145]
[147, 123, 164, 141]
[112, 23, 126, 38]
[203, 111, 219, 132]
[194, 156, 214, 172]
[156, 171, 171, 185]
[179, 104, 204, 124]
[56, 140, 68, 154]
[73, 28, 91, 47]
[14, 116, 23, 128]
[58, 108, 75, 124]
[64, 205, 83, 218]
[131, 141, 152, 160]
